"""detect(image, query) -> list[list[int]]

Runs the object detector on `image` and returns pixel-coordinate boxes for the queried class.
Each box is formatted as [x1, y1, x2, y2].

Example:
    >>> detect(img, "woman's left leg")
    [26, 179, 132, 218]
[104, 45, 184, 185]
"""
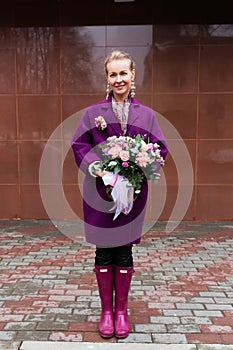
[113, 245, 134, 339]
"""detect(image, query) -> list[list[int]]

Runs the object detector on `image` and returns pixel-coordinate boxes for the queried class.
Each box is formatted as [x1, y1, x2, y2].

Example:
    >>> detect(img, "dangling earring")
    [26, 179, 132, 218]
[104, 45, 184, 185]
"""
[130, 80, 136, 98]
[106, 82, 111, 99]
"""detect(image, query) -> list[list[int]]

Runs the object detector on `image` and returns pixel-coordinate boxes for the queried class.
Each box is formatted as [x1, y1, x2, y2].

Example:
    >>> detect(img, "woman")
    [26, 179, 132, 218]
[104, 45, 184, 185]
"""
[71, 50, 168, 339]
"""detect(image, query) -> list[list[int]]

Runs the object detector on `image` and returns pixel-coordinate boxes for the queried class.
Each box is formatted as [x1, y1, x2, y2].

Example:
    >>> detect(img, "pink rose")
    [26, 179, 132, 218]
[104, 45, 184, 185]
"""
[135, 151, 150, 167]
[108, 145, 122, 158]
[120, 150, 129, 162]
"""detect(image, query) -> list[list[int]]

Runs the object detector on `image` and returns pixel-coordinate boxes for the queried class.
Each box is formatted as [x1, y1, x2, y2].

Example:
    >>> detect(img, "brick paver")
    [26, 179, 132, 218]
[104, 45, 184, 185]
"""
[0, 220, 233, 345]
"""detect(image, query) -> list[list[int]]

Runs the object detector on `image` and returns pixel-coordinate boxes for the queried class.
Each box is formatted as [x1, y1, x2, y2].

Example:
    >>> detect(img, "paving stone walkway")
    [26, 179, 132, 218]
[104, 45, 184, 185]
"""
[0, 220, 233, 348]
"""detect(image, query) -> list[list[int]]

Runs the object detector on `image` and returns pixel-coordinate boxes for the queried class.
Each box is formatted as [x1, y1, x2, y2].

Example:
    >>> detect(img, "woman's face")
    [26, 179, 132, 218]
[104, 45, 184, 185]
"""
[106, 58, 135, 101]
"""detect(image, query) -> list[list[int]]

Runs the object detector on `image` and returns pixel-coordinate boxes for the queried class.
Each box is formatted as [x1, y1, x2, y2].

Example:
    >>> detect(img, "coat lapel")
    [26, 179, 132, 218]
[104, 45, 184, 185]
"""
[127, 102, 141, 134]
[100, 103, 122, 135]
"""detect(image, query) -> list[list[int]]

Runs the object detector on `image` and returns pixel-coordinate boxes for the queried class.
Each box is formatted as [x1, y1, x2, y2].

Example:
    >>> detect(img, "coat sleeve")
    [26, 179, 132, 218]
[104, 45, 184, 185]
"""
[148, 110, 168, 172]
[71, 109, 101, 174]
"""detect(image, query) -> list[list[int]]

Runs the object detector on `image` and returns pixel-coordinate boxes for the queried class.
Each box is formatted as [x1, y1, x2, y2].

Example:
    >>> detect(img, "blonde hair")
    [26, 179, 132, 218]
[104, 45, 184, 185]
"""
[104, 50, 135, 74]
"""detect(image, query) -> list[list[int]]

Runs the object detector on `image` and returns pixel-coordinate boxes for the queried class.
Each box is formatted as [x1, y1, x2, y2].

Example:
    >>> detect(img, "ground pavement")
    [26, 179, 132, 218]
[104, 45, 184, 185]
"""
[0, 220, 233, 350]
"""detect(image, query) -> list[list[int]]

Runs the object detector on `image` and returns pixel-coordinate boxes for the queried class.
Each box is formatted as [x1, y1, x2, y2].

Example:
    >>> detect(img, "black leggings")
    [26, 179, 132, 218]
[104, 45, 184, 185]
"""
[95, 245, 133, 267]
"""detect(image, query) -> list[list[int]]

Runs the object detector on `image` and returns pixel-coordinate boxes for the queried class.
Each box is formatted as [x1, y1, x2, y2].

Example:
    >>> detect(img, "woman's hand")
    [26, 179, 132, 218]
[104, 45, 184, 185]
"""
[95, 169, 109, 177]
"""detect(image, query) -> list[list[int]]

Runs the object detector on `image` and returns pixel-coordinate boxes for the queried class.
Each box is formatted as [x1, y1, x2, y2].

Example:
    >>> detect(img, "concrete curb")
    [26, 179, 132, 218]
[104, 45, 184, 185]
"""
[12, 342, 233, 350]
[0, 342, 21, 350]
[20, 343, 196, 350]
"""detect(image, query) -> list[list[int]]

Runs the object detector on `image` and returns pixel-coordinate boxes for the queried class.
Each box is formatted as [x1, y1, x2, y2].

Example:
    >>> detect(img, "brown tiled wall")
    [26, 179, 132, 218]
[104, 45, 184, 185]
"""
[0, 24, 232, 221]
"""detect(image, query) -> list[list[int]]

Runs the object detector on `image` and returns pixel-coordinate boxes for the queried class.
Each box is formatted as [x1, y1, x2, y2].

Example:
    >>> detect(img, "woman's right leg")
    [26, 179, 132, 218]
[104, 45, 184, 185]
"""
[94, 247, 115, 338]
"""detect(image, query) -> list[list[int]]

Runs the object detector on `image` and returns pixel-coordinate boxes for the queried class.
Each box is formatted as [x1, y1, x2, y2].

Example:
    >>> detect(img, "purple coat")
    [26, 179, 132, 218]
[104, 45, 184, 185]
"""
[71, 95, 168, 247]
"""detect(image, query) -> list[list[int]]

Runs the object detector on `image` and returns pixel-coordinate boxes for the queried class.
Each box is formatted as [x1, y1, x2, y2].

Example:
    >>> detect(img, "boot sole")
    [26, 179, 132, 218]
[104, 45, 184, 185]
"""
[115, 333, 129, 338]
[100, 332, 114, 338]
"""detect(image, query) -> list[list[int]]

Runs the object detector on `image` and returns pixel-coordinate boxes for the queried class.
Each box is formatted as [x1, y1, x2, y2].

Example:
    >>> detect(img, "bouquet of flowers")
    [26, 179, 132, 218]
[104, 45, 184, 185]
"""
[99, 134, 165, 194]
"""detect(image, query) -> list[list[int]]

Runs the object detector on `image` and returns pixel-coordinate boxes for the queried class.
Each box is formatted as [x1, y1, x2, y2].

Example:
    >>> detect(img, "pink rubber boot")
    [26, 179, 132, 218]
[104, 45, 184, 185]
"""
[94, 265, 114, 338]
[114, 266, 134, 338]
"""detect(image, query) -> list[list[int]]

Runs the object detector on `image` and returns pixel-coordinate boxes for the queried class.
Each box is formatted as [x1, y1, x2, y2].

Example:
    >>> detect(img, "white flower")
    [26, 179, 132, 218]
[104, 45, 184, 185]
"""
[95, 116, 107, 130]
[108, 160, 118, 167]
[140, 139, 148, 151]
